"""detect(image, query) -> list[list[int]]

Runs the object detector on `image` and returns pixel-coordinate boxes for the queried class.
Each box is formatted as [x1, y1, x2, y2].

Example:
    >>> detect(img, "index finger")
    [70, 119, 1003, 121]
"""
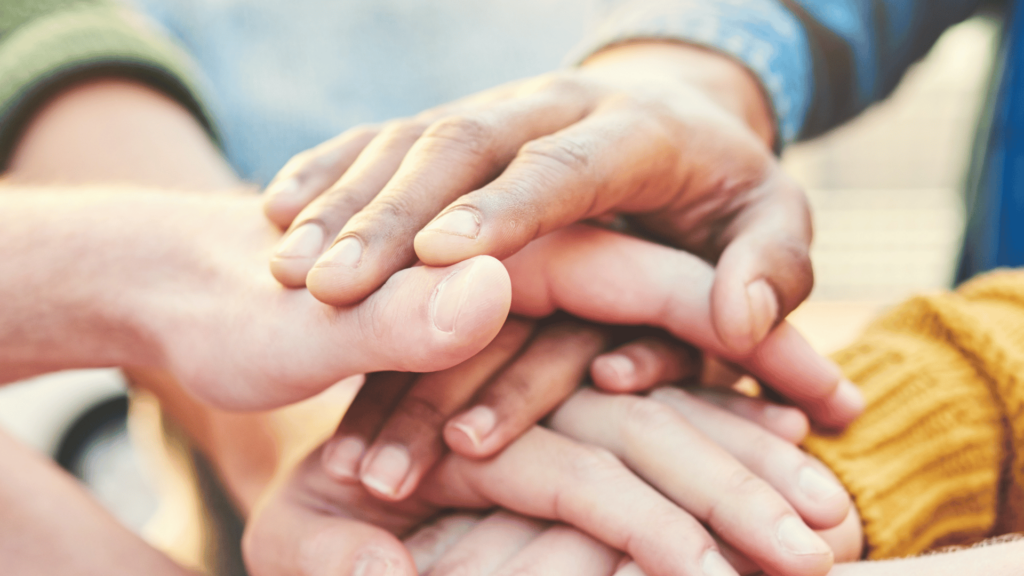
[503, 225, 864, 429]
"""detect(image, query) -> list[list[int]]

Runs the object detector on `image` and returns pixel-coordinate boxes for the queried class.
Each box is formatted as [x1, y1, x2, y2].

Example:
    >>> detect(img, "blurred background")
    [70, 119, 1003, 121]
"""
[0, 9, 1003, 551]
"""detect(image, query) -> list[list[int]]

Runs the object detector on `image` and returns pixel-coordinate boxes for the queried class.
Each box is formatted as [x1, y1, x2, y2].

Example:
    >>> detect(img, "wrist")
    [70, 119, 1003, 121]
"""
[582, 41, 776, 148]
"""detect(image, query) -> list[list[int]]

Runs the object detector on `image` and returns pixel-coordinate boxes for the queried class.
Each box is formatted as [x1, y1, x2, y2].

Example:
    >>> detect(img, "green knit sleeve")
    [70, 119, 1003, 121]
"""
[0, 0, 218, 167]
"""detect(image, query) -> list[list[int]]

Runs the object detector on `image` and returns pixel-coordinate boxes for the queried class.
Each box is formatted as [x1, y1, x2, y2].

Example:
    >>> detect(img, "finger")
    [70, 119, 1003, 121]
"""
[306, 89, 590, 306]
[590, 336, 701, 392]
[688, 388, 810, 444]
[489, 525, 622, 576]
[242, 475, 416, 576]
[203, 255, 510, 410]
[401, 513, 482, 574]
[648, 387, 850, 529]
[549, 389, 835, 576]
[320, 371, 414, 482]
[414, 105, 671, 266]
[444, 320, 608, 458]
[354, 319, 534, 500]
[503, 225, 864, 429]
[263, 125, 379, 230]
[709, 169, 813, 355]
[422, 426, 737, 576]
[269, 119, 429, 287]
[425, 511, 547, 576]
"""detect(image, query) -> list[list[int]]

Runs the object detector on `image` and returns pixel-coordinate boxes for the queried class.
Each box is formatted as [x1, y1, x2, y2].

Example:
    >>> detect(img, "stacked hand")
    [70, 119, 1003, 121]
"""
[244, 227, 864, 576]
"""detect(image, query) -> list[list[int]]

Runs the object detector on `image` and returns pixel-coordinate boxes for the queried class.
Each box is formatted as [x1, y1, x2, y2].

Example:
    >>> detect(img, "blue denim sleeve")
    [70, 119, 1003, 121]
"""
[570, 0, 984, 142]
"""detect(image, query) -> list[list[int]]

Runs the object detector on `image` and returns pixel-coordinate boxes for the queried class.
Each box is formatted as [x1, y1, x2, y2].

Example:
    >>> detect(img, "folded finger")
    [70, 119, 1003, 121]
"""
[306, 90, 590, 306]
[270, 119, 428, 287]
[355, 319, 534, 500]
[503, 225, 863, 429]
[590, 336, 701, 392]
[444, 319, 608, 458]
[263, 125, 379, 230]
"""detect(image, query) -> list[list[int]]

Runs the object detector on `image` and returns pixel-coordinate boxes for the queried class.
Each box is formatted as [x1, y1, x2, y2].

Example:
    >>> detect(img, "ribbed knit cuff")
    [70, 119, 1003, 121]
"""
[0, 3, 217, 167]
[804, 293, 1010, 559]
[566, 0, 813, 145]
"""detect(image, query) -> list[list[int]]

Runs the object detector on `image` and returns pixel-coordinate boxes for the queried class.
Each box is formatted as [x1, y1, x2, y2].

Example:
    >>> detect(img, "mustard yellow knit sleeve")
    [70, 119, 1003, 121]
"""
[803, 269, 1024, 560]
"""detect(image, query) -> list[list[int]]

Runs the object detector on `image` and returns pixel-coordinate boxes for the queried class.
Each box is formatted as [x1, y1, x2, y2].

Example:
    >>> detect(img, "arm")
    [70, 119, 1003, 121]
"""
[803, 269, 1024, 559]
[575, 0, 983, 142]
[0, 427, 200, 576]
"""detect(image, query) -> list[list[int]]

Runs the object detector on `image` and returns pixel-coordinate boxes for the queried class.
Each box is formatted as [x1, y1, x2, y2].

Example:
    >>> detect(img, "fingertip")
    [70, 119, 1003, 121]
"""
[414, 207, 483, 264]
[762, 404, 810, 444]
[591, 354, 639, 392]
[263, 177, 302, 229]
[816, 379, 866, 430]
[444, 405, 499, 458]
[321, 435, 366, 482]
[432, 255, 511, 340]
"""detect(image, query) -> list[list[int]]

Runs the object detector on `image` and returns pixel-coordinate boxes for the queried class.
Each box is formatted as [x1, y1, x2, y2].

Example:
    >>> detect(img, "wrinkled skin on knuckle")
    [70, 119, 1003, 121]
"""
[707, 467, 781, 530]
[379, 118, 431, 143]
[517, 134, 593, 174]
[565, 444, 626, 486]
[620, 395, 684, 445]
[421, 114, 498, 161]
[394, 393, 450, 433]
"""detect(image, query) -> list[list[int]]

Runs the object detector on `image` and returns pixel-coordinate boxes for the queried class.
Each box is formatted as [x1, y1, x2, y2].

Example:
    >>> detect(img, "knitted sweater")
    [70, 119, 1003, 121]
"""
[0, 0, 214, 167]
[804, 269, 1024, 559]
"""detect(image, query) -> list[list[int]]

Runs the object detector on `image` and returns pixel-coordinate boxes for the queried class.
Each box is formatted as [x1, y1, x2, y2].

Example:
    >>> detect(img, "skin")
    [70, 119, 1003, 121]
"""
[262, 41, 809, 358]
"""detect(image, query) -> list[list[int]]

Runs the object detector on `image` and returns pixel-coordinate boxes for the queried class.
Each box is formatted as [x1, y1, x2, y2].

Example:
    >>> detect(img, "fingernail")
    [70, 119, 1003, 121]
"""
[746, 279, 779, 344]
[275, 222, 325, 258]
[361, 444, 411, 498]
[448, 405, 497, 448]
[598, 354, 636, 388]
[701, 550, 738, 576]
[322, 436, 365, 480]
[776, 516, 831, 556]
[423, 208, 481, 239]
[321, 235, 363, 267]
[798, 466, 844, 501]
[834, 379, 866, 416]
[266, 177, 299, 199]
[430, 260, 480, 333]
[353, 553, 396, 576]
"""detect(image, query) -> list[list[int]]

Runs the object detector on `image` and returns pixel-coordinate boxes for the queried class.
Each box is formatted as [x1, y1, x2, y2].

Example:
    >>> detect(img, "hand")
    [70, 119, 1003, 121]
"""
[403, 389, 863, 576]
[245, 322, 854, 576]
[263, 41, 808, 355]
[316, 223, 860, 506]
[0, 428, 200, 576]
[321, 316, 614, 501]
[504, 224, 864, 429]
[0, 190, 511, 410]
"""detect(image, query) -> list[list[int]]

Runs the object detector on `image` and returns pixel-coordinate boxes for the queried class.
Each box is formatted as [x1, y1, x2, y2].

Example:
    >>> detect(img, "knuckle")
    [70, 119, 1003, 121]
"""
[526, 71, 587, 98]
[423, 114, 496, 155]
[393, 393, 449, 433]
[380, 118, 429, 143]
[707, 468, 779, 527]
[565, 444, 624, 485]
[518, 134, 592, 173]
[488, 369, 536, 407]
[360, 193, 418, 227]
[622, 396, 681, 438]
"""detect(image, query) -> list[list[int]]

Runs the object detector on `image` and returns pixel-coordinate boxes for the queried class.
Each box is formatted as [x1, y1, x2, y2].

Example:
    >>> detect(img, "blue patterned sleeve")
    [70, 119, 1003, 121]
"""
[570, 0, 984, 143]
